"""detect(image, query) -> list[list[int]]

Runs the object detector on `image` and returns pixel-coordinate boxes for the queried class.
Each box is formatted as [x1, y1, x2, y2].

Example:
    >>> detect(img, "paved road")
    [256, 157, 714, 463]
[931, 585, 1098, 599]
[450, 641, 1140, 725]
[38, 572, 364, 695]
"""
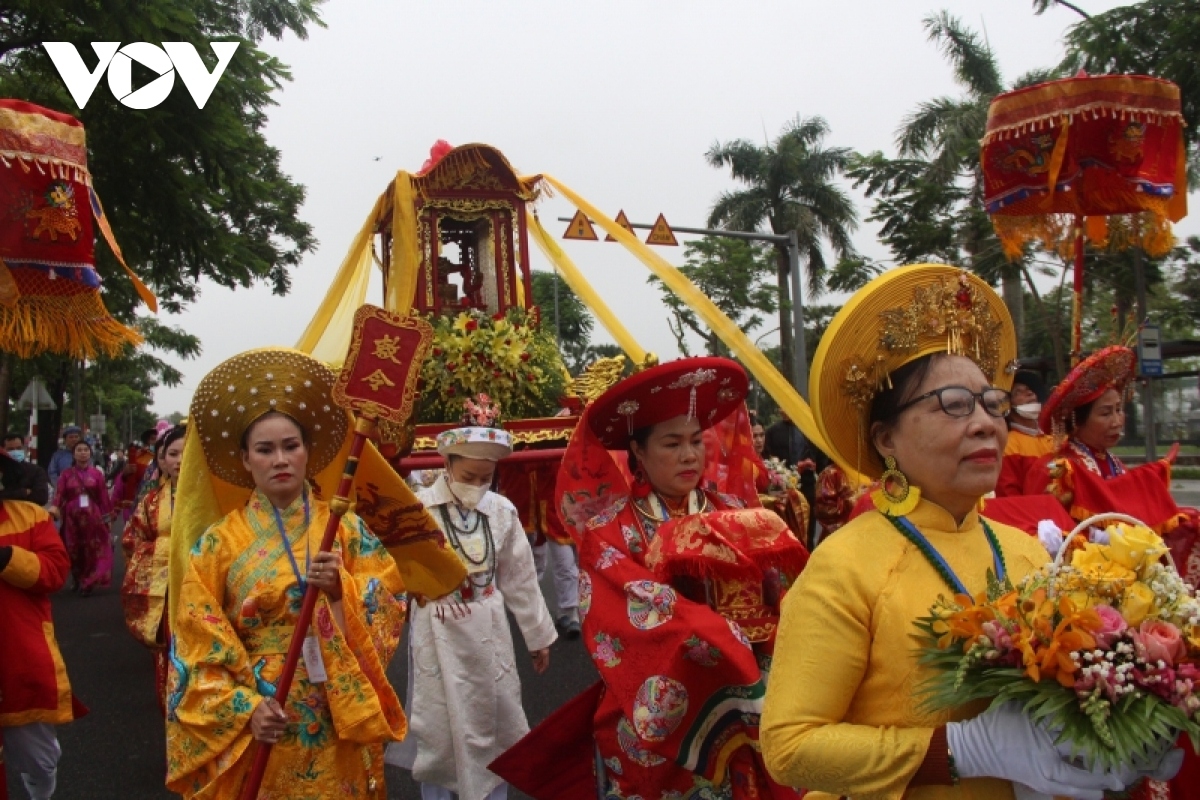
[7, 527, 598, 799]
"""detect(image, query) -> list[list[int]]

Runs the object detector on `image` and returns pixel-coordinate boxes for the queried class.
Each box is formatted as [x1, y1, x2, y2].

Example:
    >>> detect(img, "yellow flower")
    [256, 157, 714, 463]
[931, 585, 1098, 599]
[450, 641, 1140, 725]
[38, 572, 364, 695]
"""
[1187, 626, 1200, 656]
[1121, 581, 1157, 627]
[1066, 591, 1098, 611]
[1106, 524, 1168, 576]
[1068, 544, 1136, 598]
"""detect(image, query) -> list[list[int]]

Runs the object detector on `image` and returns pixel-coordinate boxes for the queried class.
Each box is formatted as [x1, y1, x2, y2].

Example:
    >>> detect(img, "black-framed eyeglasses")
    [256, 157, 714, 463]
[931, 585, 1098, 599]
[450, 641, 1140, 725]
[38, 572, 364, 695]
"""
[896, 385, 1011, 419]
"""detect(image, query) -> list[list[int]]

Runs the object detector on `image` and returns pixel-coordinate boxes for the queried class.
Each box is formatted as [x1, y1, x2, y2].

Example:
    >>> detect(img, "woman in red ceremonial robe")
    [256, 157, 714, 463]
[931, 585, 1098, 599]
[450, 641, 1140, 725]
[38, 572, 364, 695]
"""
[1023, 345, 1200, 800]
[494, 357, 808, 799]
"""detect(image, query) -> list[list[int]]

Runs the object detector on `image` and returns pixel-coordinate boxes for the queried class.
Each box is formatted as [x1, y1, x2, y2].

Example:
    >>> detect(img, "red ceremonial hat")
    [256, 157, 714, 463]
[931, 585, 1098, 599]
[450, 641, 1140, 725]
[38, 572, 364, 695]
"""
[587, 357, 749, 449]
[1039, 345, 1136, 434]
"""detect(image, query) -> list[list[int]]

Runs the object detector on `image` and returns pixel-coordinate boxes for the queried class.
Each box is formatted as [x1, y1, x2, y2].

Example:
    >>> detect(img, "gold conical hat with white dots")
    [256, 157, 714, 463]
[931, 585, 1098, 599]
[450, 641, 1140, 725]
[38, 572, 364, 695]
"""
[189, 348, 350, 489]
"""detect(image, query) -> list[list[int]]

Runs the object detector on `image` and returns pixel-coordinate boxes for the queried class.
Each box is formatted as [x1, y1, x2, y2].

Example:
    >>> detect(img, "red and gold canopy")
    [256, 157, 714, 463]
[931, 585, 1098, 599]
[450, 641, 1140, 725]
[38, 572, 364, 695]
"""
[0, 99, 155, 358]
[982, 74, 1187, 259]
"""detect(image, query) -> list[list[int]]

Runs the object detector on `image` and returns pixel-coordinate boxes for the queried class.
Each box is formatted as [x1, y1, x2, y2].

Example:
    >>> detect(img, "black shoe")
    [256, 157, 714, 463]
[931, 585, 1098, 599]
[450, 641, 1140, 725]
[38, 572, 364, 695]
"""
[555, 614, 581, 640]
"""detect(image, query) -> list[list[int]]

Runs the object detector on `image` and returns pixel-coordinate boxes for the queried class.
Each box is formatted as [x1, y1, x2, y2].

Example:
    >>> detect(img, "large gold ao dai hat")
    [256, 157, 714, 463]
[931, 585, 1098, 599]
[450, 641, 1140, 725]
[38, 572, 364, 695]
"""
[810, 264, 1017, 479]
[190, 348, 349, 489]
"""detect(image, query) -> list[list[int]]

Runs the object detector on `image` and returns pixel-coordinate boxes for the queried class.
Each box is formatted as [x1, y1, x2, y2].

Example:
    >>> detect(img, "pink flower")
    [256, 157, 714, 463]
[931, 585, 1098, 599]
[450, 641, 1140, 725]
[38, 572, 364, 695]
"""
[1092, 604, 1127, 647]
[982, 620, 1013, 653]
[1131, 620, 1187, 667]
[316, 606, 336, 640]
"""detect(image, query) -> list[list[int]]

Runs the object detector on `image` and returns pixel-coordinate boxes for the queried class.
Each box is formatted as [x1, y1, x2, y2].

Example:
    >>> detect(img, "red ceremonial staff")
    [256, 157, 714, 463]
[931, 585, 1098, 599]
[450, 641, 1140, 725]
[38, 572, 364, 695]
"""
[238, 305, 433, 800]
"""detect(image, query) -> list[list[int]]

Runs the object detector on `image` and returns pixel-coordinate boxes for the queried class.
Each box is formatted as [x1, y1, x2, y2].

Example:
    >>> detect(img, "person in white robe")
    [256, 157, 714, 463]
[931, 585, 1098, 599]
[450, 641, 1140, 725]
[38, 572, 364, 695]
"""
[406, 425, 557, 800]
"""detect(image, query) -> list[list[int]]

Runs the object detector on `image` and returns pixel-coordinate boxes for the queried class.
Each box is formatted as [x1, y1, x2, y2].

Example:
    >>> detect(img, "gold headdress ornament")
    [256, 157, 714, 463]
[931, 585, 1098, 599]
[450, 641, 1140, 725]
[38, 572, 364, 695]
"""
[810, 264, 1018, 479]
[189, 348, 349, 489]
[171, 345, 468, 630]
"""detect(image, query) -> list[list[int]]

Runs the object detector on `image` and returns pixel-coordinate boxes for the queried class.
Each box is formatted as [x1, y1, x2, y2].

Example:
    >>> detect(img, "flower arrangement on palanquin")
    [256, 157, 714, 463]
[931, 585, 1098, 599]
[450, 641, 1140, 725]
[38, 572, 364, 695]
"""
[416, 306, 568, 424]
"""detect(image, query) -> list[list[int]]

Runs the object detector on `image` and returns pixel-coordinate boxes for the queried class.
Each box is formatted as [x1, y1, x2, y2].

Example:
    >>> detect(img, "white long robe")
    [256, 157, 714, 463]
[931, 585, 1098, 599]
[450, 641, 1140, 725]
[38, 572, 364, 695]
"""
[407, 478, 557, 798]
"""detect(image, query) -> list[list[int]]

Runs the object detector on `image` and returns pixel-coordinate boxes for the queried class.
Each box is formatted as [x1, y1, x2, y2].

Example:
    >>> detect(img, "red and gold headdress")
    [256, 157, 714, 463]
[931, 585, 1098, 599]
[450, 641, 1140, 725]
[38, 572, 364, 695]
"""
[1039, 345, 1136, 442]
[586, 357, 749, 450]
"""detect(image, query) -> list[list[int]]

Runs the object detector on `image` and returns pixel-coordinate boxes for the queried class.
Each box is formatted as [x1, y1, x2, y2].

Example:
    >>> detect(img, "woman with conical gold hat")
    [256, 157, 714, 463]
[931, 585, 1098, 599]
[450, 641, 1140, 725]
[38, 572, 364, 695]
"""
[760, 265, 1178, 799]
[163, 348, 442, 799]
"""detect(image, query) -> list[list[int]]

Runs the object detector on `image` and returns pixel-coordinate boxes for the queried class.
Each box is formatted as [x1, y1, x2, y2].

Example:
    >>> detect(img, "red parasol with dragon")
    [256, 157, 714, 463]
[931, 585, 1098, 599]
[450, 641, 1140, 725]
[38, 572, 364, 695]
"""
[981, 73, 1188, 362]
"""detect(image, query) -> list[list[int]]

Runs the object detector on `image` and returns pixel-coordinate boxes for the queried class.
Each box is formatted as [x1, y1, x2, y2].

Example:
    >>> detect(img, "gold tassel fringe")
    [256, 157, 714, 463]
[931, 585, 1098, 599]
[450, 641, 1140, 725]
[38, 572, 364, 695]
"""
[0, 291, 141, 358]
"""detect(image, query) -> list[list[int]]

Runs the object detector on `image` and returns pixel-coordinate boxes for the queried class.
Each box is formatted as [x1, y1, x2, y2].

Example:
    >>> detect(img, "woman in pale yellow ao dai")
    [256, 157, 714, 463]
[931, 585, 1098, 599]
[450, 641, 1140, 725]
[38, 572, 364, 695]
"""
[761, 265, 1180, 800]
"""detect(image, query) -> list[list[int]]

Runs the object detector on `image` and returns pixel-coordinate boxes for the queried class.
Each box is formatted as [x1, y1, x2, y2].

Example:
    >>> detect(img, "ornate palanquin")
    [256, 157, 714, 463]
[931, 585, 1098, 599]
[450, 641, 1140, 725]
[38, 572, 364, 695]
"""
[376, 144, 542, 318]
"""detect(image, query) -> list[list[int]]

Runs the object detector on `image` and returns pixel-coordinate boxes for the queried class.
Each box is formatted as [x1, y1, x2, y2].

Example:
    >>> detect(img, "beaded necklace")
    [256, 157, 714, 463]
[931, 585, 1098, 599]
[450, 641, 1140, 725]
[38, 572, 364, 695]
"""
[883, 512, 1006, 596]
[1070, 439, 1125, 477]
[437, 503, 497, 593]
[633, 489, 709, 523]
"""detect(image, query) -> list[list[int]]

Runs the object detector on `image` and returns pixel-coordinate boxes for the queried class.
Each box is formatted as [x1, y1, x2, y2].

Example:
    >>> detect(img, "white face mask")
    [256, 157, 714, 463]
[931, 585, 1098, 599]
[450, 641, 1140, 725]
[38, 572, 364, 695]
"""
[447, 479, 488, 510]
[1014, 402, 1042, 420]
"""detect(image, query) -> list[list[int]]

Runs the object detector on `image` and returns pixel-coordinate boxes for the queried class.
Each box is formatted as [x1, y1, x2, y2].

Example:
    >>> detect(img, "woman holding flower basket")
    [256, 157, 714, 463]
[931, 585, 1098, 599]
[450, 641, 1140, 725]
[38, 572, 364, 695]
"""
[761, 265, 1183, 800]
[1023, 348, 1200, 799]
[1023, 345, 1200, 591]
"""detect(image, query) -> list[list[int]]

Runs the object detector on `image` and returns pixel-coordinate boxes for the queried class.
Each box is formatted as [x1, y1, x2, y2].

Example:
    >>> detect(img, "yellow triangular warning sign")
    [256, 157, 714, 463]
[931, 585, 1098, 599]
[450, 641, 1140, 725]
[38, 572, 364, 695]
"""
[562, 210, 599, 241]
[645, 213, 678, 246]
[605, 210, 636, 241]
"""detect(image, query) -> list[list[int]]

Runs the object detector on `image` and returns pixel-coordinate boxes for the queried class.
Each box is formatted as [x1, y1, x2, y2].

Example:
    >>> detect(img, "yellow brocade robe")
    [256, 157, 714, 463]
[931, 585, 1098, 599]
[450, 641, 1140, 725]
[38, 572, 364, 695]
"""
[165, 490, 408, 800]
[122, 476, 173, 649]
[761, 499, 1049, 800]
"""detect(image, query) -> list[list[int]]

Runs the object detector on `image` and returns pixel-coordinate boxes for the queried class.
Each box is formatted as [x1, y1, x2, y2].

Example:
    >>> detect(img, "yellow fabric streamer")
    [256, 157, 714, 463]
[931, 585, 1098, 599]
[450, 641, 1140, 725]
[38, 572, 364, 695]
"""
[1041, 116, 1070, 208]
[541, 175, 843, 478]
[527, 212, 647, 365]
[384, 172, 421, 315]
[90, 190, 158, 313]
[295, 195, 382, 363]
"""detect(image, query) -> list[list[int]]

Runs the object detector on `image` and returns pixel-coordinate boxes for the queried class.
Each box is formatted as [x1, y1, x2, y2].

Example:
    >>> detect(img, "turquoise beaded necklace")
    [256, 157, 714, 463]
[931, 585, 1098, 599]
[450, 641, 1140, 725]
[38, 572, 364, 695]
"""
[882, 512, 1006, 595]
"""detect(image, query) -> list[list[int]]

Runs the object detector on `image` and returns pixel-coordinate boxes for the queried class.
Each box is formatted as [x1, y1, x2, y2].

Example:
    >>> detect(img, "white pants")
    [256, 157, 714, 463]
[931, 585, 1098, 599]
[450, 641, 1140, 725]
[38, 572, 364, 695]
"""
[3, 722, 60, 799]
[420, 782, 507, 800]
[531, 539, 578, 614]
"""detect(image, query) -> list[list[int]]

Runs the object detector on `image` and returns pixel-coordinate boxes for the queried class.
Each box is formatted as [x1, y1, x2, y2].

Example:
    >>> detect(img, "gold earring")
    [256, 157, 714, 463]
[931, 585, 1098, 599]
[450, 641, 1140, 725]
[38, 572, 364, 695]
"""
[872, 455, 921, 517]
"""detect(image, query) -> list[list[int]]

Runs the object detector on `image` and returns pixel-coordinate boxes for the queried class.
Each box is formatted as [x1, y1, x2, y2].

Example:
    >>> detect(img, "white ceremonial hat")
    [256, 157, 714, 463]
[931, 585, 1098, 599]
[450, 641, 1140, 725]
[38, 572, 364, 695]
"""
[436, 426, 513, 462]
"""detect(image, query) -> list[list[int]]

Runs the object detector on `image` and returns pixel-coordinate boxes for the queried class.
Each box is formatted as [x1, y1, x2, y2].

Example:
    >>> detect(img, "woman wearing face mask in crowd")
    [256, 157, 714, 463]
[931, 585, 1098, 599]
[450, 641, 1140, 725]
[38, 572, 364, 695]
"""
[994, 369, 1055, 497]
[401, 406, 556, 800]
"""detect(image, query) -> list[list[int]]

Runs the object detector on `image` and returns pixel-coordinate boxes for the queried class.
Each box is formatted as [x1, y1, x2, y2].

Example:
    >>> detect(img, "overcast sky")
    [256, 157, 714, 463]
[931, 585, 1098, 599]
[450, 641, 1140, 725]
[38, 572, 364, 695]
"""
[140, 0, 1198, 416]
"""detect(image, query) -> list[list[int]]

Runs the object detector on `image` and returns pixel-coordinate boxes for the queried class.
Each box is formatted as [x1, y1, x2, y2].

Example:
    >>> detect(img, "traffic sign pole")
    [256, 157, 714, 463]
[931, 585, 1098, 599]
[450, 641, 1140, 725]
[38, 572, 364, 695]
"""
[557, 216, 808, 397]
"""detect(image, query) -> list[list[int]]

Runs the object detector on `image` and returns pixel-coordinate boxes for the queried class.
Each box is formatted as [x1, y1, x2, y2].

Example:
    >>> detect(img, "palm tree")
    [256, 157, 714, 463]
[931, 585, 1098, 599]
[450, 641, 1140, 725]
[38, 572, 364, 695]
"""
[897, 11, 1061, 354]
[706, 116, 858, 385]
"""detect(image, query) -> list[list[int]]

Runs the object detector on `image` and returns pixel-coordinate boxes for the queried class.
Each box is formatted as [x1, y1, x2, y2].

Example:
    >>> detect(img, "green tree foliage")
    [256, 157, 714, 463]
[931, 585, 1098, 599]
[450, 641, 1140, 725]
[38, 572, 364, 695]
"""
[1164, 237, 1200, 325]
[5, 318, 200, 453]
[646, 237, 777, 358]
[706, 116, 859, 383]
[848, 12, 1065, 362]
[530, 270, 594, 373]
